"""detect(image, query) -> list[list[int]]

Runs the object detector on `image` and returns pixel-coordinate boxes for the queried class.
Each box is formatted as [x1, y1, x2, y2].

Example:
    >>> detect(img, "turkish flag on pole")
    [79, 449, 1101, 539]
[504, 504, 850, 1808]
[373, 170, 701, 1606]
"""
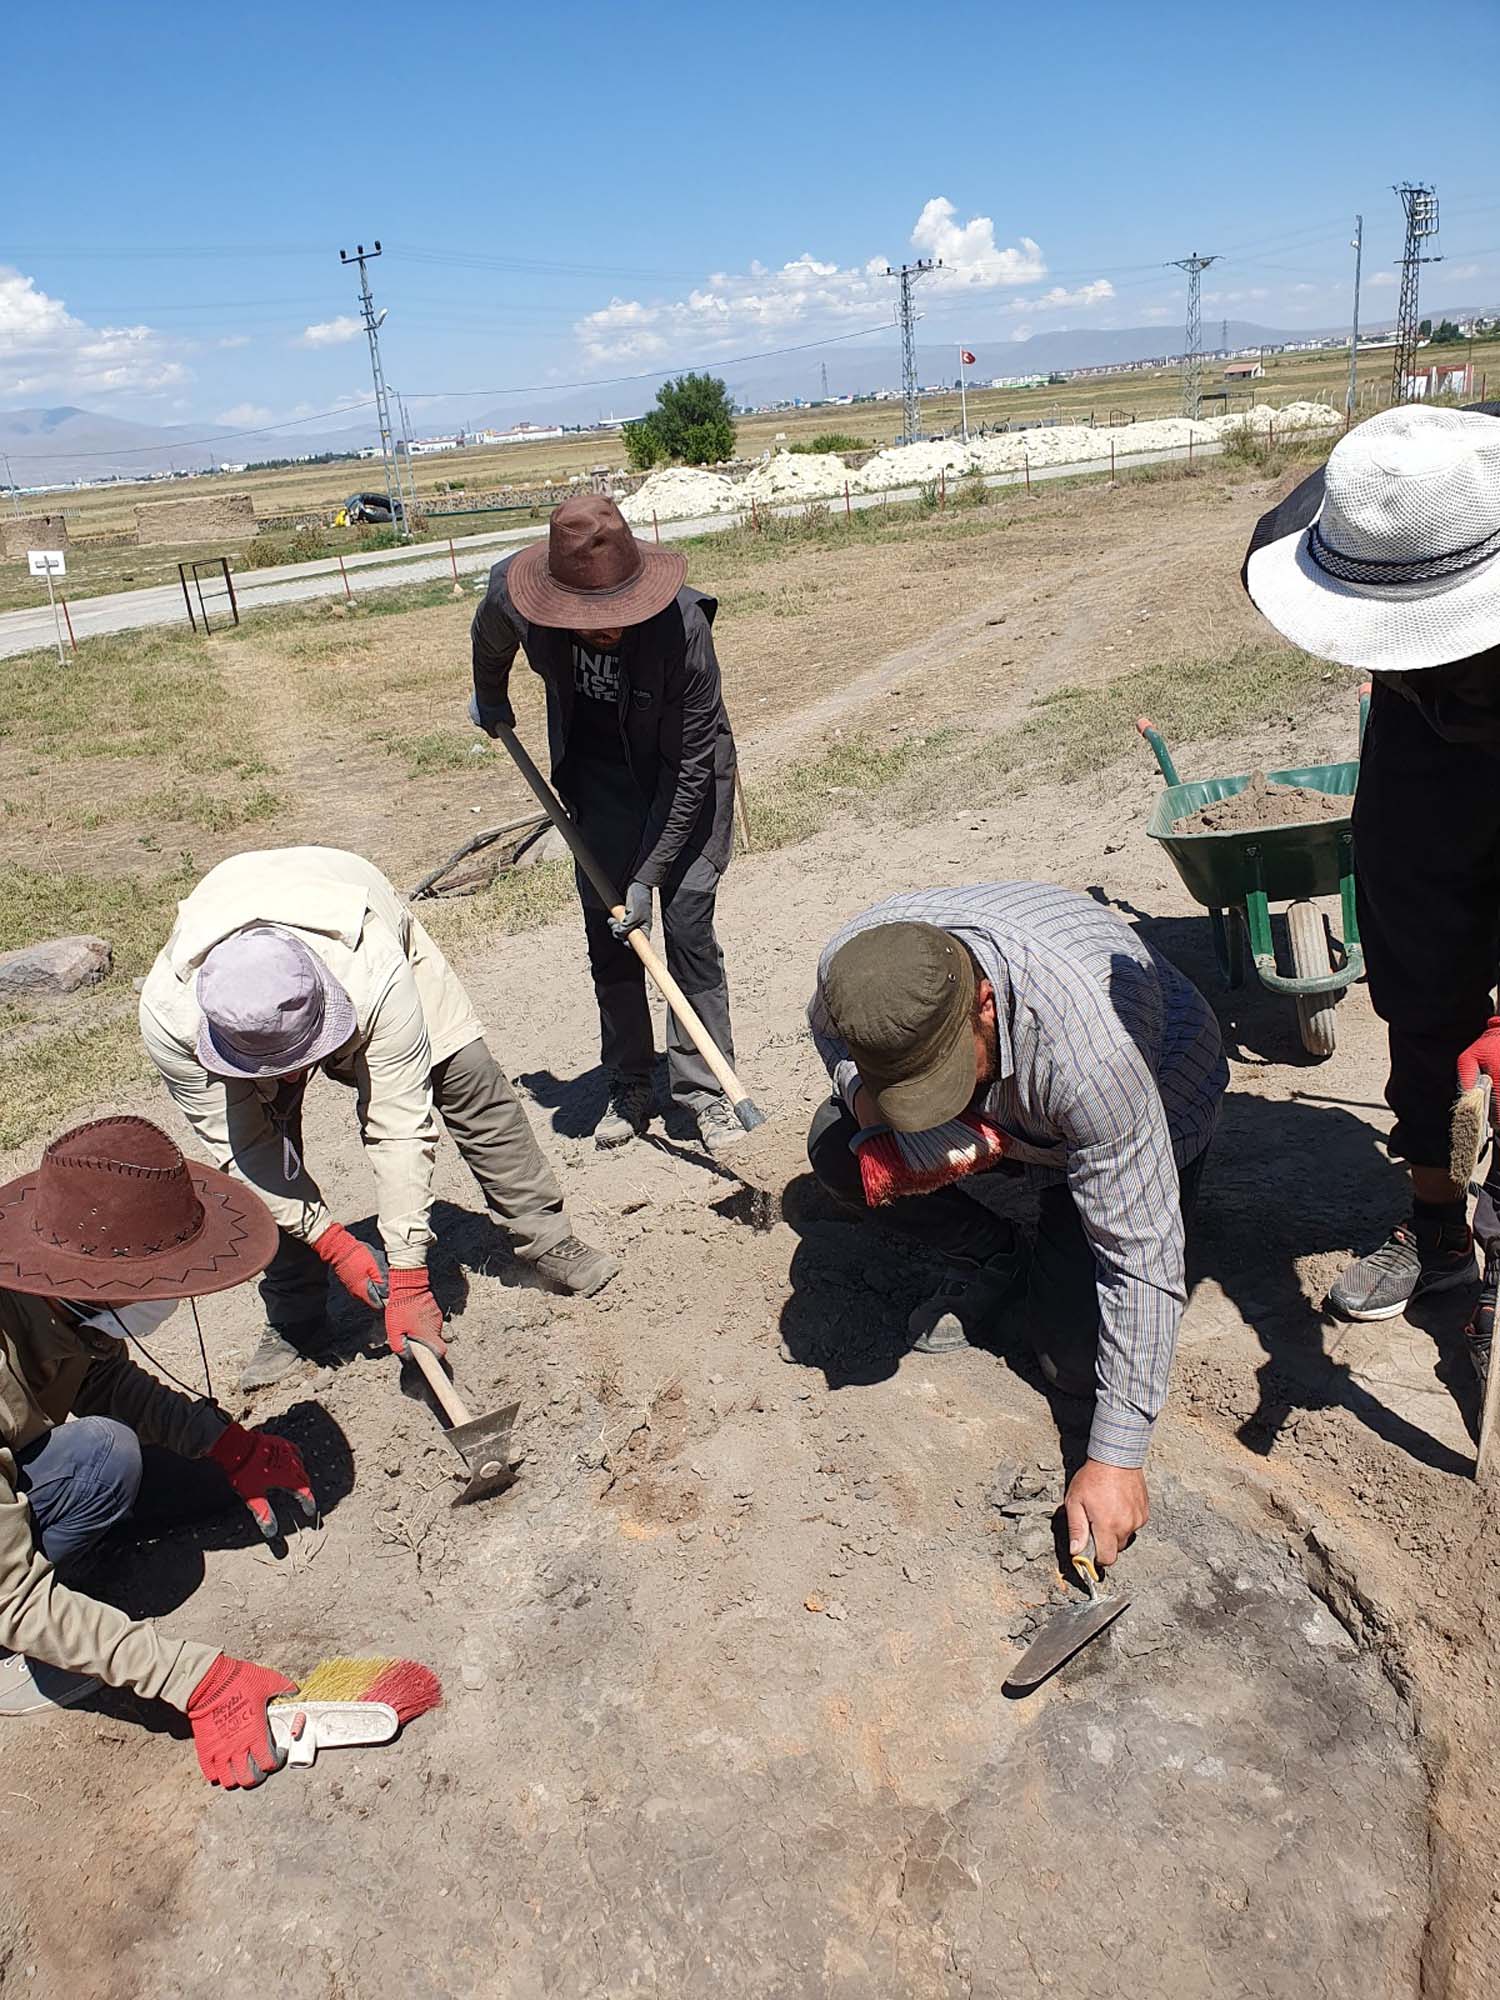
[960, 349, 977, 366]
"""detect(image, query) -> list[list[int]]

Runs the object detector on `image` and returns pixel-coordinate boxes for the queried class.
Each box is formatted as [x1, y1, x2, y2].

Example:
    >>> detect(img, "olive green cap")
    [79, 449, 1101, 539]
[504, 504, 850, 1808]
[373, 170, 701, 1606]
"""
[823, 922, 976, 1133]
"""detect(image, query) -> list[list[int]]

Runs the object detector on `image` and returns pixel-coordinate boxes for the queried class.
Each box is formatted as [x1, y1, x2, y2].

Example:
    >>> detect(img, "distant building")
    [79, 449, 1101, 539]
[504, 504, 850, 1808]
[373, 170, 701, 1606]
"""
[1224, 360, 1265, 381]
[988, 373, 1047, 390]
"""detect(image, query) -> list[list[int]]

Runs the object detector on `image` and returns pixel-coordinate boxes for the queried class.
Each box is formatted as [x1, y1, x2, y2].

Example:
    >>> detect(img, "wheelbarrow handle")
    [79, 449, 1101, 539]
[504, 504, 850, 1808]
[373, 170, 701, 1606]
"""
[1135, 717, 1182, 788]
[407, 1339, 474, 1428]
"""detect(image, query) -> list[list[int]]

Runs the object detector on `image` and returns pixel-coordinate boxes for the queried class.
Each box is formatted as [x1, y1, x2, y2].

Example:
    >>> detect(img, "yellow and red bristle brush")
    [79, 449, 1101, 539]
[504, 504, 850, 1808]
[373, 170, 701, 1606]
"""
[294, 1655, 443, 1726]
[857, 1111, 1010, 1207]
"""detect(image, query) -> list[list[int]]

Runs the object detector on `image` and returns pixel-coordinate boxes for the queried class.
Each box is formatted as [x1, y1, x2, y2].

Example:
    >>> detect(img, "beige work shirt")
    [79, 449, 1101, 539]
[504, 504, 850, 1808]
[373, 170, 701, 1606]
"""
[139, 847, 484, 1269]
[0, 1289, 225, 1709]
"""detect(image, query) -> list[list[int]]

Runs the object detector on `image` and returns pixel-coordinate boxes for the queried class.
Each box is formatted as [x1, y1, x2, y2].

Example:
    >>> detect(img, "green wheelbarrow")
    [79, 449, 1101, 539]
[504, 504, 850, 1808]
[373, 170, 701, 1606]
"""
[1134, 691, 1368, 1059]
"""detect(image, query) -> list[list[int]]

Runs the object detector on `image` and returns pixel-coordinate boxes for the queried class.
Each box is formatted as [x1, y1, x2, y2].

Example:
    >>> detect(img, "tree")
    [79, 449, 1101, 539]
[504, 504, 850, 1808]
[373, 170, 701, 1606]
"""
[1432, 319, 1464, 344]
[1419, 318, 1432, 338]
[623, 373, 737, 468]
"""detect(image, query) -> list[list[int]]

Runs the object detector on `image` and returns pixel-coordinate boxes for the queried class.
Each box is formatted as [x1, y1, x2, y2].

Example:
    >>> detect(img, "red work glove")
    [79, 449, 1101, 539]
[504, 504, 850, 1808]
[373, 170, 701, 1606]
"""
[312, 1222, 385, 1309]
[186, 1653, 297, 1789]
[385, 1267, 447, 1361]
[208, 1422, 317, 1540]
[1457, 1017, 1500, 1093]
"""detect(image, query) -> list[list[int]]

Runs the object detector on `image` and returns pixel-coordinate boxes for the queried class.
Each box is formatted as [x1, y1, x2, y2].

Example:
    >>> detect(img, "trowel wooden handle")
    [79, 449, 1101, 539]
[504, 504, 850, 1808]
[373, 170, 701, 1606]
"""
[408, 1340, 472, 1427]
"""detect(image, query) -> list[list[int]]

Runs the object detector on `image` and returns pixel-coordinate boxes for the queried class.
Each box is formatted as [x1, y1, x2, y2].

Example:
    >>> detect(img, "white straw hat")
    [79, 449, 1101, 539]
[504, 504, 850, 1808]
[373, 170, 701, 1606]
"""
[1245, 405, 1500, 672]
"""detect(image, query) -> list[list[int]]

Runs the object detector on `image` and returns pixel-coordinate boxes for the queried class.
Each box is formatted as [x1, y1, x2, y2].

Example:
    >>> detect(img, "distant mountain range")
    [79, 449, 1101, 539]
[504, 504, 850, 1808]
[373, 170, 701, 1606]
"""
[3, 304, 1492, 488]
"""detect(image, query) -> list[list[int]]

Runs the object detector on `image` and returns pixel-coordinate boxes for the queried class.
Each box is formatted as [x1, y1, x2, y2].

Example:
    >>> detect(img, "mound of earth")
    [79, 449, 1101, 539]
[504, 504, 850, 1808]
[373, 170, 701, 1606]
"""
[1173, 768, 1350, 834]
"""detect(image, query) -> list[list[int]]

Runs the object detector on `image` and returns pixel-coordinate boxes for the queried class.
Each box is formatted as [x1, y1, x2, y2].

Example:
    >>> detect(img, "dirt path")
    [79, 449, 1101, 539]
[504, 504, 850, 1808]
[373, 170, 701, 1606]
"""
[2, 666, 1494, 1997]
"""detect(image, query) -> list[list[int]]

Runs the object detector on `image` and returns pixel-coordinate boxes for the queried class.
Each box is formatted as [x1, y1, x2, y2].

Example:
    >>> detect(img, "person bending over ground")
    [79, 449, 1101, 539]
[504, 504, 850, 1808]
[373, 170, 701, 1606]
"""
[470, 494, 743, 1158]
[140, 845, 617, 1393]
[806, 883, 1228, 1565]
[0, 1115, 313, 1788]
[1243, 403, 1500, 1375]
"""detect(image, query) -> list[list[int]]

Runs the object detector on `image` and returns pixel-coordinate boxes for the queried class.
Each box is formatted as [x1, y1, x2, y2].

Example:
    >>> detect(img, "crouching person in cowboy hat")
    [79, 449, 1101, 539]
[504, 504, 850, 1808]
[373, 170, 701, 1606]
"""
[469, 494, 743, 1158]
[1243, 403, 1500, 1375]
[141, 845, 618, 1394]
[0, 1114, 314, 1787]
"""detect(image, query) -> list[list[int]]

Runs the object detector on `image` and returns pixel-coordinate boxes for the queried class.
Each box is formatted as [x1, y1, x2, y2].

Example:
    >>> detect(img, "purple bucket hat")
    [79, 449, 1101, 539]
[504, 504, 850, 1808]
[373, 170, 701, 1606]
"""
[195, 925, 357, 1079]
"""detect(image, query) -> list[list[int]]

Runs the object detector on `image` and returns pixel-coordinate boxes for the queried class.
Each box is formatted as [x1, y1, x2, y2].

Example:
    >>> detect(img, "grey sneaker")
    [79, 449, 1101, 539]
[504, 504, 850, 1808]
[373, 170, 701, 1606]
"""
[0, 1649, 98, 1717]
[595, 1074, 653, 1150]
[238, 1325, 317, 1393]
[1326, 1217, 1476, 1322]
[696, 1095, 747, 1159]
[908, 1238, 1025, 1354]
[1464, 1247, 1498, 1386]
[530, 1235, 620, 1298]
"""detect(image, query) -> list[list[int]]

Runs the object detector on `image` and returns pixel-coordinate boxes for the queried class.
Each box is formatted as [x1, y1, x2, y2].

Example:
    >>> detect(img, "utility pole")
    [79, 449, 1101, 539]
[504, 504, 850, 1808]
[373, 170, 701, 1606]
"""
[1221, 317, 1229, 354]
[1346, 215, 1363, 421]
[1169, 252, 1220, 419]
[388, 384, 421, 525]
[820, 361, 829, 401]
[338, 240, 406, 536]
[2, 452, 21, 518]
[886, 258, 940, 444]
[1392, 184, 1441, 405]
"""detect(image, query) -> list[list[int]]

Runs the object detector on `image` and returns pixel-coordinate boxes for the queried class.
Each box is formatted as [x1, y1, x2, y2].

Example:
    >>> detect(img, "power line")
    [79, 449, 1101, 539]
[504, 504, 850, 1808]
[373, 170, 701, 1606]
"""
[339, 239, 407, 536]
[1392, 184, 1441, 403]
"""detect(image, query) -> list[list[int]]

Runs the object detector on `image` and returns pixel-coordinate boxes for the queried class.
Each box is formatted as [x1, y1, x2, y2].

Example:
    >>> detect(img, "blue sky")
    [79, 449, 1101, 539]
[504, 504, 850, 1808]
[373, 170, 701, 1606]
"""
[3, 0, 1497, 444]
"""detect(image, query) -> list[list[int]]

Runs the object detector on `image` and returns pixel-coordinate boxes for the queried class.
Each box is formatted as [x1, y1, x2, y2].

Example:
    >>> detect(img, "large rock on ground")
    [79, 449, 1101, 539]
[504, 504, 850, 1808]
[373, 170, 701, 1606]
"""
[0, 935, 112, 999]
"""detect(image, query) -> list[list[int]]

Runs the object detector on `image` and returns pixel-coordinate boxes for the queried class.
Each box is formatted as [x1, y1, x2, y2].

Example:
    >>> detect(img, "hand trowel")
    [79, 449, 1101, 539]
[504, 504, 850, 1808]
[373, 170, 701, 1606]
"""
[1002, 1536, 1131, 1695]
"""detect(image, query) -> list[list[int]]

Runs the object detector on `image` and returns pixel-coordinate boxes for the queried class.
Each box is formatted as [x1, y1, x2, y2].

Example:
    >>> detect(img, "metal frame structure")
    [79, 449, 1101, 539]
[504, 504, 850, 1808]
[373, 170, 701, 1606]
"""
[1391, 184, 1441, 405]
[177, 556, 240, 634]
[886, 259, 939, 444]
[339, 240, 408, 538]
[1170, 252, 1220, 419]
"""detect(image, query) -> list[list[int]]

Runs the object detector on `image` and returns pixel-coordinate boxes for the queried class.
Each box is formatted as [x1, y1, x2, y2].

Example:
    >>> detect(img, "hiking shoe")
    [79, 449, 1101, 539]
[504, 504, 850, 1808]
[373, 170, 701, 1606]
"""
[1326, 1217, 1476, 1322]
[1464, 1248, 1498, 1386]
[595, 1074, 653, 1150]
[696, 1095, 748, 1159]
[530, 1235, 620, 1298]
[238, 1326, 315, 1393]
[908, 1235, 1025, 1354]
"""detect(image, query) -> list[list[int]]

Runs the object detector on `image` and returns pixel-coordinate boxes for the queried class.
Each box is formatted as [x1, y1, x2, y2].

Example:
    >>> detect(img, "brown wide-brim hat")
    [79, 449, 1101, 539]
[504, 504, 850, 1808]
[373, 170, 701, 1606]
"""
[0, 1115, 279, 1304]
[508, 492, 686, 629]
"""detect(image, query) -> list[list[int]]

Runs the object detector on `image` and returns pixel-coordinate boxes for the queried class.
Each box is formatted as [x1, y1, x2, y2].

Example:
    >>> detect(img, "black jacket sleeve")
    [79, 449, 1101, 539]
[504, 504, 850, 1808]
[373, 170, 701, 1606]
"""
[470, 565, 522, 730]
[633, 600, 722, 889]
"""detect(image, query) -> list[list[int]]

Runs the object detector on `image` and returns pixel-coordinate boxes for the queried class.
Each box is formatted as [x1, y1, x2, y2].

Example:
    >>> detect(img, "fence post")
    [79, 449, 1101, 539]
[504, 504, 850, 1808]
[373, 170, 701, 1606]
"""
[1268, 419, 1275, 452]
[939, 468, 946, 508]
[60, 595, 77, 653]
[448, 537, 459, 584]
[1188, 431, 1194, 470]
[652, 511, 660, 544]
[1024, 451, 1031, 497]
[751, 497, 759, 533]
[338, 554, 352, 602]
[1110, 437, 1116, 480]
[844, 479, 851, 520]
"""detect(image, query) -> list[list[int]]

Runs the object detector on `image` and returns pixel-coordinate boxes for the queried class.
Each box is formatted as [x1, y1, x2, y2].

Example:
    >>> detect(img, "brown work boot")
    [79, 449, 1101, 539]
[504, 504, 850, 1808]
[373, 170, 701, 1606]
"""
[530, 1235, 620, 1298]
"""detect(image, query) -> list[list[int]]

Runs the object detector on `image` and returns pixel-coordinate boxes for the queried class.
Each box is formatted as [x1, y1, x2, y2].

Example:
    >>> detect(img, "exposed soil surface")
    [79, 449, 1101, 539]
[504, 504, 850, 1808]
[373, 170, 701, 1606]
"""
[2, 686, 1496, 1997]
[1173, 767, 1351, 835]
[2, 468, 1496, 1998]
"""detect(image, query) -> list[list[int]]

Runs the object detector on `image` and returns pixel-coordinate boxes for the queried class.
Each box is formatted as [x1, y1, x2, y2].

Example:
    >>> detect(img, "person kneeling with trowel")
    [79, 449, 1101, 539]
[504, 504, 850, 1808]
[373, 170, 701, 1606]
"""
[140, 846, 618, 1393]
[806, 885, 1228, 1565]
[0, 1115, 314, 1787]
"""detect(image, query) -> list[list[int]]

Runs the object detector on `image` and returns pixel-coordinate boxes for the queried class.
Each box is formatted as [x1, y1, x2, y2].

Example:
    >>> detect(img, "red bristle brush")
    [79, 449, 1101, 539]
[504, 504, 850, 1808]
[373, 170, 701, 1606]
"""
[858, 1112, 1010, 1207]
[293, 1655, 443, 1725]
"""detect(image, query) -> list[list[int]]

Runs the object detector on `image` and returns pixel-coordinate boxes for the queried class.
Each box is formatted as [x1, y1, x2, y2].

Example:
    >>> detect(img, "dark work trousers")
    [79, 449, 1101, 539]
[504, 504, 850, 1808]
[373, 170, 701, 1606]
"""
[261, 1036, 570, 1339]
[15, 1423, 238, 1562]
[806, 1095, 1205, 1400]
[568, 760, 735, 1118]
[1353, 681, 1500, 1245]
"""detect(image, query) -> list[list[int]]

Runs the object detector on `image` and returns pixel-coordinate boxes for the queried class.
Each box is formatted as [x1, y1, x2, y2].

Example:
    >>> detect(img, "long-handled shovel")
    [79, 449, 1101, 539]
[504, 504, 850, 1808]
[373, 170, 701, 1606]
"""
[491, 726, 779, 1228]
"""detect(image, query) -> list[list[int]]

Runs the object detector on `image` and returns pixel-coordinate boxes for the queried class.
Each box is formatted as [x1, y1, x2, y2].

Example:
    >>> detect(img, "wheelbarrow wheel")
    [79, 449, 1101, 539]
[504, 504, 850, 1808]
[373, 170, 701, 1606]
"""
[1288, 899, 1336, 1058]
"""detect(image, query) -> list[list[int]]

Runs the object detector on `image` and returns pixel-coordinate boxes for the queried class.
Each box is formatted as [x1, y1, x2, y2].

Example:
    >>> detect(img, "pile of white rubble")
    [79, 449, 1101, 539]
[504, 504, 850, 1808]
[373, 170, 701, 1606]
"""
[620, 400, 1342, 524]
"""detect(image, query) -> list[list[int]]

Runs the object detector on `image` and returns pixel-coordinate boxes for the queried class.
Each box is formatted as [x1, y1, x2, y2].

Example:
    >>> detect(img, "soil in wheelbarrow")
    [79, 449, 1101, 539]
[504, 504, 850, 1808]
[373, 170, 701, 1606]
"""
[1172, 768, 1349, 835]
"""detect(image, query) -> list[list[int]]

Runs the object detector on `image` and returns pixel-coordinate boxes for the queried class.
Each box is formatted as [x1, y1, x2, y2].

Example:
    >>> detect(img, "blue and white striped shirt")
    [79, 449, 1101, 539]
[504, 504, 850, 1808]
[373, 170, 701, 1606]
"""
[808, 882, 1228, 1468]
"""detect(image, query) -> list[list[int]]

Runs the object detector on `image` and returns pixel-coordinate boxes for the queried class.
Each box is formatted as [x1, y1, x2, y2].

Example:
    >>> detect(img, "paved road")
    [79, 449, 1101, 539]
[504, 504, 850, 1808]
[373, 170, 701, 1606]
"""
[0, 442, 1220, 662]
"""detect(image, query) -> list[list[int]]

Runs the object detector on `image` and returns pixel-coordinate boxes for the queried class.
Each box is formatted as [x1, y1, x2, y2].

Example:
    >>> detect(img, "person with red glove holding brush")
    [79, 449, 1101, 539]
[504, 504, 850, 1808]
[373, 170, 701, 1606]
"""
[140, 846, 617, 1392]
[806, 885, 1226, 1567]
[1241, 403, 1500, 1376]
[0, 1115, 310, 1786]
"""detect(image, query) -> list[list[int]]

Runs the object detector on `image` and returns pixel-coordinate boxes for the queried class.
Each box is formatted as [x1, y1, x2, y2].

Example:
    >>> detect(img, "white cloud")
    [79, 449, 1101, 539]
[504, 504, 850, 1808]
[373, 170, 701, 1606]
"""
[296, 315, 363, 349]
[216, 334, 252, 349]
[216, 402, 276, 427]
[0, 264, 187, 399]
[574, 198, 1103, 364]
[1368, 271, 1397, 288]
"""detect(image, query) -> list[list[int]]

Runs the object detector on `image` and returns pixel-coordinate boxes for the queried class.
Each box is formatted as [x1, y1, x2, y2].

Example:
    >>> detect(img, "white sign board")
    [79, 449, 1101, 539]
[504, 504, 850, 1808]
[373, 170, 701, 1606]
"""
[27, 549, 66, 578]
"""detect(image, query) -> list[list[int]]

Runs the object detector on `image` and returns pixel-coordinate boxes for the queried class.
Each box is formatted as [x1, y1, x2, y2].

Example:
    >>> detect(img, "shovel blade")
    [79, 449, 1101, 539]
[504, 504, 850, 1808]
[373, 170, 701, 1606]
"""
[443, 1402, 520, 1505]
[1003, 1592, 1131, 1694]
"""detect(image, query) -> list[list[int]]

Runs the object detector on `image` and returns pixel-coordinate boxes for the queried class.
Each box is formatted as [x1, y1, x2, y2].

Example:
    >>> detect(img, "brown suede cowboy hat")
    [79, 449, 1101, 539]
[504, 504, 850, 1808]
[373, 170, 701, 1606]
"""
[0, 1115, 279, 1303]
[507, 493, 686, 629]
